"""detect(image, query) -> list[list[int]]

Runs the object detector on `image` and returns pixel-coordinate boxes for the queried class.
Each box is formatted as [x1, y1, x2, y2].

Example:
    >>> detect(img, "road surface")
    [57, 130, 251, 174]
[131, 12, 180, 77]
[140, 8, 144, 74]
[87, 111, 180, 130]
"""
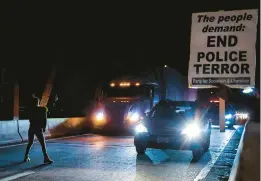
[0, 126, 243, 181]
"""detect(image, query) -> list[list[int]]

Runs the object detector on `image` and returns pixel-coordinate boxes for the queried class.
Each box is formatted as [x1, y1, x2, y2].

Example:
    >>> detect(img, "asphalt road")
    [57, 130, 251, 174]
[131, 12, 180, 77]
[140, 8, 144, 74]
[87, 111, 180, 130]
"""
[0, 127, 242, 181]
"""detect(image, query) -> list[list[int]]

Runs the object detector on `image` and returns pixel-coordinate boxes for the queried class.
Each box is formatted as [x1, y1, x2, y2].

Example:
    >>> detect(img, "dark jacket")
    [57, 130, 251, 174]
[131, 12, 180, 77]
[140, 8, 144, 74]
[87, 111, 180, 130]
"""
[28, 106, 48, 130]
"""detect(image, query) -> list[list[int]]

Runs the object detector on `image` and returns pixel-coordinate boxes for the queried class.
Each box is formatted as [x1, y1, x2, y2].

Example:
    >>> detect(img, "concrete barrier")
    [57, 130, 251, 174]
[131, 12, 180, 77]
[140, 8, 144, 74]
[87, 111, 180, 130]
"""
[0, 117, 90, 146]
[0, 120, 22, 145]
[228, 121, 260, 181]
[228, 124, 246, 181]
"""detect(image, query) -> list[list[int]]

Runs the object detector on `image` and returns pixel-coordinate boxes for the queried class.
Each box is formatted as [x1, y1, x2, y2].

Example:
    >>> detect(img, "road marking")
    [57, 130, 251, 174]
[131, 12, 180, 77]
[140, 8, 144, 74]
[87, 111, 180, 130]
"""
[193, 130, 235, 181]
[0, 171, 35, 181]
[0, 134, 93, 149]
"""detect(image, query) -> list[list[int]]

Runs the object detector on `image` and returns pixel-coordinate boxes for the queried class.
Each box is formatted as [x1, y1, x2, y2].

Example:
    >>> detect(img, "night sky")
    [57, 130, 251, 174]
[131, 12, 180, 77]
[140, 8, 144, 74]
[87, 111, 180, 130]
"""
[0, 1, 259, 117]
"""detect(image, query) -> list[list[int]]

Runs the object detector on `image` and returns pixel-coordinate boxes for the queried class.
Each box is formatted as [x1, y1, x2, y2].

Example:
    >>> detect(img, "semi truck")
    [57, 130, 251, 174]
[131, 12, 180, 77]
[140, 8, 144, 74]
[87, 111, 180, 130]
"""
[89, 66, 198, 131]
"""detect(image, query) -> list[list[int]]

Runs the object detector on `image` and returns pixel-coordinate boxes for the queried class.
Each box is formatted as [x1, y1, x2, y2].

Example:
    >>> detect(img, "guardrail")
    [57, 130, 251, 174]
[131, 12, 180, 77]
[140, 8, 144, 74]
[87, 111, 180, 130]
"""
[0, 117, 90, 146]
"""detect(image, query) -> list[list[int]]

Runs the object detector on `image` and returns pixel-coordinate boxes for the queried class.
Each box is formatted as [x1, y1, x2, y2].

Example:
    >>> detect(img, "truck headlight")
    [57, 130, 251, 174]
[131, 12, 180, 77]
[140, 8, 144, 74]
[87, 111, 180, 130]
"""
[128, 112, 140, 123]
[95, 112, 104, 121]
[93, 111, 106, 126]
[225, 114, 232, 119]
[135, 123, 148, 133]
[181, 123, 200, 138]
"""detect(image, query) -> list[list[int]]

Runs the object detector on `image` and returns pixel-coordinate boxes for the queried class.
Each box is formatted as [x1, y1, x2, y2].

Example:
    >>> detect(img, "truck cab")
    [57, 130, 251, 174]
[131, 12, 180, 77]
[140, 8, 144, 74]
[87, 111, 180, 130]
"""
[90, 79, 160, 130]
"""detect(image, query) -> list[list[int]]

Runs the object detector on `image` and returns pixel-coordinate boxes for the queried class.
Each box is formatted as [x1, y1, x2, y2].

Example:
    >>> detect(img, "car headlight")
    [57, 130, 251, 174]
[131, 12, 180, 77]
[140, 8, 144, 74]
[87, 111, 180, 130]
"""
[181, 123, 200, 138]
[135, 123, 148, 133]
[128, 112, 140, 123]
[236, 113, 249, 119]
[225, 114, 232, 119]
[225, 121, 230, 124]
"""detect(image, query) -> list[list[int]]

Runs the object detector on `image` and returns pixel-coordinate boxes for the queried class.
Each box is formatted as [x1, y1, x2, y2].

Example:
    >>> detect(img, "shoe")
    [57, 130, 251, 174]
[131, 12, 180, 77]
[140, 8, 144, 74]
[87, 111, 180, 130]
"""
[44, 156, 54, 164]
[24, 155, 30, 162]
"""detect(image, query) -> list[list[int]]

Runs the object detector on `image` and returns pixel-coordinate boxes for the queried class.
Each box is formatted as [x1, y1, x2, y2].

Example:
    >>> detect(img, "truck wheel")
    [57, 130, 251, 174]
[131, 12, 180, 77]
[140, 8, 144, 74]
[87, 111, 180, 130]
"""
[136, 146, 146, 154]
[192, 146, 204, 161]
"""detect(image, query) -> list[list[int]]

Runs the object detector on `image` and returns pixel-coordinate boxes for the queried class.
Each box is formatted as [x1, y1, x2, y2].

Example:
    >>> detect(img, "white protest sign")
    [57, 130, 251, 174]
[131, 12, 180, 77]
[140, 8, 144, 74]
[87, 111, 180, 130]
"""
[188, 9, 258, 88]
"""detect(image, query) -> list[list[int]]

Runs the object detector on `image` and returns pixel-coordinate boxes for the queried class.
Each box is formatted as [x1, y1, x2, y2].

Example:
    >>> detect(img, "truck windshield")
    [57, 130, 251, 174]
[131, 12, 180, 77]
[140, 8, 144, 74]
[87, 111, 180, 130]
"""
[104, 86, 146, 97]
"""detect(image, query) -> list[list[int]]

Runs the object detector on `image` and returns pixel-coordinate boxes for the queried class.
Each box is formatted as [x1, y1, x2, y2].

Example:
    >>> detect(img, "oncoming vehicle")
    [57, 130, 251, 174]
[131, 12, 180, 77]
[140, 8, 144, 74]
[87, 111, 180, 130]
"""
[89, 66, 198, 131]
[208, 98, 237, 128]
[134, 100, 211, 161]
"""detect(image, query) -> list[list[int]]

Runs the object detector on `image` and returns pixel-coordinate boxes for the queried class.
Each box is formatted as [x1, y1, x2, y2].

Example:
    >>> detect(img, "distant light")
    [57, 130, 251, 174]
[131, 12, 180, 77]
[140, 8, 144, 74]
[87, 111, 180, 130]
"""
[243, 87, 254, 94]
[120, 82, 130, 87]
[225, 114, 232, 119]
[210, 100, 219, 103]
[135, 82, 140, 86]
[110, 83, 115, 87]
[164, 65, 167, 67]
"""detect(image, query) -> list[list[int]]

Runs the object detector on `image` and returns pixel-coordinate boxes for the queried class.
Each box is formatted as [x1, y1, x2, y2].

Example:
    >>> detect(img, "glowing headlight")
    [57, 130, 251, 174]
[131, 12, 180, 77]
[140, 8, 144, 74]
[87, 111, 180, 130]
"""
[242, 87, 253, 94]
[135, 123, 148, 133]
[236, 113, 249, 119]
[225, 114, 232, 119]
[129, 112, 140, 122]
[225, 121, 230, 124]
[95, 112, 104, 121]
[181, 123, 201, 138]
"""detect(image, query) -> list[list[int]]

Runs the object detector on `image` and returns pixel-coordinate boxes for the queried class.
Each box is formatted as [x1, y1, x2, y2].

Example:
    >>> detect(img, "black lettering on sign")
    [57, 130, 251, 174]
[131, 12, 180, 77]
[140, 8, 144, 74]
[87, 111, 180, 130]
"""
[207, 35, 238, 47]
[197, 52, 205, 62]
[241, 64, 250, 73]
[203, 64, 210, 74]
[197, 51, 248, 62]
[217, 13, 253, 24]
[212, 64, 220, 74]
[206, 52, 215, 62]
[239, 51, 247, 61]
[194, 64, 202, 74]
[221, 64, 230, 74]
[230, 64, 240, 74]
[202, 24, 246, 33]
[197, 15, 215, 23]
[193, 63, 251, 75]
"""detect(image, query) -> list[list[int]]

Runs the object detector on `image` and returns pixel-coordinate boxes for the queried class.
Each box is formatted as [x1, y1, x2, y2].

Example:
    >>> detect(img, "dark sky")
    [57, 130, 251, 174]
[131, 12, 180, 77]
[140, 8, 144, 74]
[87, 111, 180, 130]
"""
[0, 1, 259, 116]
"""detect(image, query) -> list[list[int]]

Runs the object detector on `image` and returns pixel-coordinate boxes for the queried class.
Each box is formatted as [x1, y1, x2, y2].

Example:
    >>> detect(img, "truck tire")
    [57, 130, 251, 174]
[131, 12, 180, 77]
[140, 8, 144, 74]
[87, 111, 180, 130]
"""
[136, 146, 146, 154]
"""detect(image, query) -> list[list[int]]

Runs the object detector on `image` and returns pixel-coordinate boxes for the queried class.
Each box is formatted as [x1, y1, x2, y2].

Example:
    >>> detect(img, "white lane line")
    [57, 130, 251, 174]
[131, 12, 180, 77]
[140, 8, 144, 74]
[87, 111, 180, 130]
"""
[194, 130, 235, 181]
[0, 171, 35, 181]
[0, 134, 93, 149]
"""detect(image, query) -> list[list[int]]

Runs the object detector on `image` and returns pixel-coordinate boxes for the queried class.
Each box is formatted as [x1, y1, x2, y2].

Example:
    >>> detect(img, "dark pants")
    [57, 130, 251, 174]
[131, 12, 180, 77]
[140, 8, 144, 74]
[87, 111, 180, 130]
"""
[25, 127, 47, 156]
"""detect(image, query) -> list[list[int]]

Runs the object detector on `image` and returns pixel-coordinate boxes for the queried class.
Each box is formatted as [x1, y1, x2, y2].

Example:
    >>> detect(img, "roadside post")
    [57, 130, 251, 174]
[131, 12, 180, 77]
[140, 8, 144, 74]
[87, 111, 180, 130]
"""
[188, 9, 258, 132]
[13, 83, 19, 121]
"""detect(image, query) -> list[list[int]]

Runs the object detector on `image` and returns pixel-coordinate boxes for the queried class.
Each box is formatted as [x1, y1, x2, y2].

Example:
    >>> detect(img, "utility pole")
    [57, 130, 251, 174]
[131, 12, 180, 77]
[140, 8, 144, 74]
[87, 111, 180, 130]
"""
[40, 66, 56, 107]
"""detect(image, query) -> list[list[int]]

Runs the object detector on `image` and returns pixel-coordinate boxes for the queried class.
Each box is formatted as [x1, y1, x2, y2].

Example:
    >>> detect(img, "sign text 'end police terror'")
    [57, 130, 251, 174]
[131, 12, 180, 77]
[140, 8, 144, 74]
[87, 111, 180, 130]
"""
[188, 9, 258, 88]
[194, 35, 249, 75]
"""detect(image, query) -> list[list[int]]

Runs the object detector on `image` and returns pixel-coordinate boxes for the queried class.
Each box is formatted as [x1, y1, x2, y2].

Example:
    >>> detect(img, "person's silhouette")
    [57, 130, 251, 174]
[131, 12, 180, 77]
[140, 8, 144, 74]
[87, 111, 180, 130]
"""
[24, 96, 53, 164]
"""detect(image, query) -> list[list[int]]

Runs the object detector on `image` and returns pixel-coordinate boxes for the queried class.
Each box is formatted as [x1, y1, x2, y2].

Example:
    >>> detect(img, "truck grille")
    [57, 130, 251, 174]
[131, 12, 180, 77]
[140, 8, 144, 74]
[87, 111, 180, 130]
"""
[105, 104, 128, 123]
